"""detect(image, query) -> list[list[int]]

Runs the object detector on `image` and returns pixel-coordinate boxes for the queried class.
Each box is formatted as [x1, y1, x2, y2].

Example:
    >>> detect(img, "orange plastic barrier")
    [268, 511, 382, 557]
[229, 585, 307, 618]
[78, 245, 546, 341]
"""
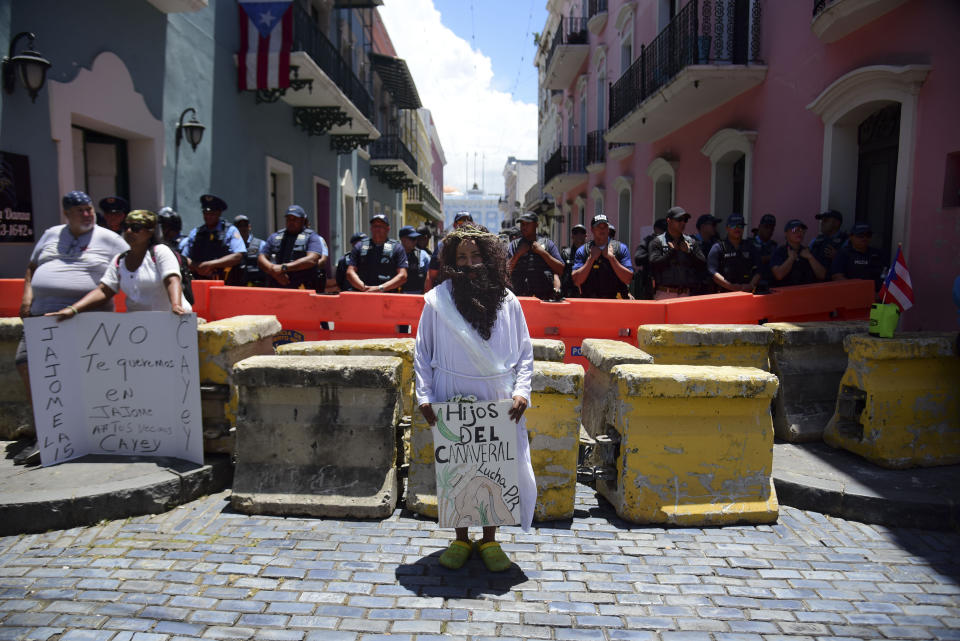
[3, 278, 873, 366]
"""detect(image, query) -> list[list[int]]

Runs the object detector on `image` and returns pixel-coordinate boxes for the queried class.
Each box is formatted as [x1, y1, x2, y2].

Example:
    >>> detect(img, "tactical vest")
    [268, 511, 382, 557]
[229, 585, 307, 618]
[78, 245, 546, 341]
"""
[357, 239, 399, 286]
[237, 236, 266, 286]
[404, 248, 426, 292]
[777, 246, 817, 286]
[267, 230, 318, 289]
[717, 240, 755, 285]
[580, 240, 629, 299]
[560, 245, 581, 298]
[509, 237, 555, 298]
[190, 222, 230, 263]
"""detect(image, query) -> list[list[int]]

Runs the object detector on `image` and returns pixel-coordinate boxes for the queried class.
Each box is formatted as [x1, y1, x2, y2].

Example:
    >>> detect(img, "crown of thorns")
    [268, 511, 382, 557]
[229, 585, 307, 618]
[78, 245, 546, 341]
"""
[444, 224, 495, 241]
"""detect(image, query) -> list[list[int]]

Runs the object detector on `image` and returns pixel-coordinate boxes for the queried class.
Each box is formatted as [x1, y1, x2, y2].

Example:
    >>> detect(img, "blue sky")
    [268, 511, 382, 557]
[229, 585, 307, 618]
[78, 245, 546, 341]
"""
[380, 0, 548, 195]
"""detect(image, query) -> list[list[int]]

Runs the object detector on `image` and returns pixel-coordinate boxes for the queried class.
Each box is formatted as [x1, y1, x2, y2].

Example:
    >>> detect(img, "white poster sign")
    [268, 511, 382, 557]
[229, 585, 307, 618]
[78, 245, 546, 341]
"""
[23, 312, 203, 467]
[431, 399, 521, 529]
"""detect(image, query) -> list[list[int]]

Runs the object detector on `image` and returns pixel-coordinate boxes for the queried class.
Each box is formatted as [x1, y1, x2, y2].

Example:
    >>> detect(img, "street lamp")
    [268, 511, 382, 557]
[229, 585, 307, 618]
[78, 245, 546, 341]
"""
[3, 32, 51, 103]
[172, 107, 205, 210]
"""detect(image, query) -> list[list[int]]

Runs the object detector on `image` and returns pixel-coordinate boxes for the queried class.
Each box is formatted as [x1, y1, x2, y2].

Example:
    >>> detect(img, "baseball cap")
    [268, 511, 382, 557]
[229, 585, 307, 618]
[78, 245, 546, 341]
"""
[726, 213, 746, 227]
[233, 214, 250, 224]
[759, 213, 776, 226]
[697, 214, 722, 228]
[124, 210, 157, 228]
[784, 219, 808, 231]
[398, 225, 421, 238]
[370, 213, 390, 225]
[571, 224, 587, 233]
[62, 191, 92, 208]
[590, 213, 610, 227]
[666, 206, 690, 221]
[350, 232, 368, 244]
[453, 211, 473, 223]
[850, 222, 873, 236]
[517, 212, 538, 223]
[285, 205, 307, 218]
[416, 225, 430, 236]
[815, 209, 843, 222]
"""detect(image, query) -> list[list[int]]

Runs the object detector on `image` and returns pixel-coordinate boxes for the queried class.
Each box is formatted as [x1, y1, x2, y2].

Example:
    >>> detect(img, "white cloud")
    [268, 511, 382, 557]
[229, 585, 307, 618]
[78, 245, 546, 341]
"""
[379, 0, 538, 198]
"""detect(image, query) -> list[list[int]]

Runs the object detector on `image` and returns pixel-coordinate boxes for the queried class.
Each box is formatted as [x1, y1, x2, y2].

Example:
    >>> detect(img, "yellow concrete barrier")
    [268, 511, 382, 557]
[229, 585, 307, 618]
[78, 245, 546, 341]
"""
[580, 338, 653, 451]
[0, 318, 31, 440]
[599, 364, 780, 526]
[824, 332, 960, 469]
[407, 361, 585, 522]
[764, 321, 869, 442]
[637, 324, 774, 370]
[197, 315, 282, 451]
[531, 338, 566, 362]
[277, 338, 416, 417]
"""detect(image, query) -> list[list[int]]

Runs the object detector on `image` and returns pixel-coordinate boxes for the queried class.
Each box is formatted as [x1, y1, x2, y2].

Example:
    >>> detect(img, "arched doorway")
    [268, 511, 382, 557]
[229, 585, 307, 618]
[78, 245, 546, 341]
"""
[856, 103, 900, 260]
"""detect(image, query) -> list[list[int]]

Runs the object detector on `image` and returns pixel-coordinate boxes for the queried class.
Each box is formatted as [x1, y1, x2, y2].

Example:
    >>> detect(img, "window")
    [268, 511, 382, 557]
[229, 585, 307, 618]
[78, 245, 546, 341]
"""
[613, 176, 633, 248]
[340, 169, 356, 255]
[266, 156, 293, 234]
[701, 129, 756, 224]
[592, 187, 605, 217]
[647, 158, 676, 223]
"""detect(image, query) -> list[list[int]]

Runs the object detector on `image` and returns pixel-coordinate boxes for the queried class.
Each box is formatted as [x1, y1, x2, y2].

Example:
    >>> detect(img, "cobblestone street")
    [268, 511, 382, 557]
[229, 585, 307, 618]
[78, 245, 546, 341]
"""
[1, 485, 957, 641]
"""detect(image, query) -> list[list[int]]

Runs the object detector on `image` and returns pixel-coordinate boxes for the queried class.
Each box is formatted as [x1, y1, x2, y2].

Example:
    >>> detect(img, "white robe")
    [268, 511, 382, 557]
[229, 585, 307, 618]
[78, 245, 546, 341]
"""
[414, 279, 537, 531]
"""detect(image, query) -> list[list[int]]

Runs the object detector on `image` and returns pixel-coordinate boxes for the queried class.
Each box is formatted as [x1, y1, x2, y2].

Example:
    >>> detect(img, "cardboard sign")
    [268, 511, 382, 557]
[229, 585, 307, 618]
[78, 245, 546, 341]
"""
[431, 399, 521, 528]
[23, 312, 203, 467]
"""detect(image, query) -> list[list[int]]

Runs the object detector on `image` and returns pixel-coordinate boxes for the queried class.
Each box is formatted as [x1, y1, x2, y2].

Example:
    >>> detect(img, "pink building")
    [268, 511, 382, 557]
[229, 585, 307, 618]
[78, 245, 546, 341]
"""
[536, 0, 960, 329]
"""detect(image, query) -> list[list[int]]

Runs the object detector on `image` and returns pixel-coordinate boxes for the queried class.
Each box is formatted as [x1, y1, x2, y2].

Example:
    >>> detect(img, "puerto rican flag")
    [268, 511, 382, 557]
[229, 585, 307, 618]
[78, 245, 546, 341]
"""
[238, 1, 293, 91]
[879, 245, 914, 312]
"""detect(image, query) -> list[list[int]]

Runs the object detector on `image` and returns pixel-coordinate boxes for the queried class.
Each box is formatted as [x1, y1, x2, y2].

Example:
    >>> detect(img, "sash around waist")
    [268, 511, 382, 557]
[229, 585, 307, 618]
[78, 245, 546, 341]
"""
[433, 364, 513, 381]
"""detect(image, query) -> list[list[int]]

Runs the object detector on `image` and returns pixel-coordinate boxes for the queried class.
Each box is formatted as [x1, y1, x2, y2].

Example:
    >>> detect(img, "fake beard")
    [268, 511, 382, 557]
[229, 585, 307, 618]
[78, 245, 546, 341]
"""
[448, 264, 508, 341]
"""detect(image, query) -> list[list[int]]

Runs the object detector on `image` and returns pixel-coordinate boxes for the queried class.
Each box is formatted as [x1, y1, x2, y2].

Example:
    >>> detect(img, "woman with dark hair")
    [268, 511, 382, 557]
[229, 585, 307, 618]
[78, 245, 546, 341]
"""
[46, 210, 190, 319]
[414, 225, 537, 572]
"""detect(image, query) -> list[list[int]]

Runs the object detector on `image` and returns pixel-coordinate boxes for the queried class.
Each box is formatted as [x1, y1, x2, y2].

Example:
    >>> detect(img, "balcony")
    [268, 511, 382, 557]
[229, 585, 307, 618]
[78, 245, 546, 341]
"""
[586, 130, 606, 171]
[811, 0, 909, 43]
[147, 0, 207, 12]
[370, 134, 418, 190]
[543, 145, 587, 196]
[606, 0, 767, 144]
[543, 17, 589, 91]
[405, 183, 443, 222]
[588, 0, 609, 35]
[275, 2, 378, 139]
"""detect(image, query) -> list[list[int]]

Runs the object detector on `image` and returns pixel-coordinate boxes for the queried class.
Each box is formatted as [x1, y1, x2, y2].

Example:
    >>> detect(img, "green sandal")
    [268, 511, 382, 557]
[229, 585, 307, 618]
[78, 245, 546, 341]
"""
[477, 541, 511, 572]
[438, 539, 472, 570]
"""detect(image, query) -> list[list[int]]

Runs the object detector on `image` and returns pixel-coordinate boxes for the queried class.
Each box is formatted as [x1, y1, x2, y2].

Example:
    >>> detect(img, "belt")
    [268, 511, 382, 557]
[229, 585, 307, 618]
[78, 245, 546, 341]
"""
[657, 286, 691, 294]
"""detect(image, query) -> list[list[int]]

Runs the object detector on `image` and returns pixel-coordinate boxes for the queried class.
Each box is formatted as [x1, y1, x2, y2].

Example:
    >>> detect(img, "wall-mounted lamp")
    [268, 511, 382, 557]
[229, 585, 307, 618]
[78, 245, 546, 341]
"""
[172, 107, 205, 210]
[3, 32, 51, 103]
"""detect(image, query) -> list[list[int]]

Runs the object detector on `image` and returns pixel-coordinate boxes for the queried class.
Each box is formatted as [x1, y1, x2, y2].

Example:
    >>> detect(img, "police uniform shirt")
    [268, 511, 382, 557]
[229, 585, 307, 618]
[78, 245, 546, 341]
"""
[181, 220, 246, 260]
[810, 231, 848, 266]
[707, 240, 758, 284]
[770, 245, 818, 286]
[830, 245, 886, 291]
[346, 238, 408, 286]
[572, 240, 633, 298]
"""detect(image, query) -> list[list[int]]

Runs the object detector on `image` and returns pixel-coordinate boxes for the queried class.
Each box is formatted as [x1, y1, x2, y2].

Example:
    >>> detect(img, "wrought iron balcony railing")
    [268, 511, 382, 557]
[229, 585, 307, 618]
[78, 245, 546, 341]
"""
[609, 0, 762, 129]
[407, 183, 441, 213]
[544, 145, 586, 186]
[589, 0, 608, 19]
[369, 134, 418, 175]
[813, 0, 830, 16]
[291, 2, 374, 120]
[586, 130, 606, 166]
[544, 16, 589, 76]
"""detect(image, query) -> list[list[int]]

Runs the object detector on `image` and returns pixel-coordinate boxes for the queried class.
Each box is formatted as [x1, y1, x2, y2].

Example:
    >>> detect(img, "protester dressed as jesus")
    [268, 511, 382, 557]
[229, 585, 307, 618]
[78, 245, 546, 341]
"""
[414, 225, 537, 572]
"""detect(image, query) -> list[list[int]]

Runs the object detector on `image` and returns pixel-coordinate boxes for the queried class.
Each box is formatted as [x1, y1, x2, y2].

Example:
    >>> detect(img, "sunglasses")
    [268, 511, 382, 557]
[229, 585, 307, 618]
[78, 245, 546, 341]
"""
[125, 223, 155, 233]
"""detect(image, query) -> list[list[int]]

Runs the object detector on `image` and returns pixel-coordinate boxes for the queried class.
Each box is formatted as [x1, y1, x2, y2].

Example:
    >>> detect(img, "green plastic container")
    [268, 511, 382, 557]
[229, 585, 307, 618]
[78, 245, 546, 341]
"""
[869, 303, 900, 338]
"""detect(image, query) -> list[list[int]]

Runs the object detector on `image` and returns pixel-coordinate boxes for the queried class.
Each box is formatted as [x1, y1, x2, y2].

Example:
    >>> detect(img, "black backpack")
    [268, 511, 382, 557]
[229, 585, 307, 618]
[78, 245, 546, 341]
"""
[117, 245, 194, 305]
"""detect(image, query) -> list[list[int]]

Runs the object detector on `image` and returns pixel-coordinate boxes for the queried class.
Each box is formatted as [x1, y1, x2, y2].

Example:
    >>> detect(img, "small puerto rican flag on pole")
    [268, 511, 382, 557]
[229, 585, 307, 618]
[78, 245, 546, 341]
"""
[237, 0, 293, 91]
[879, 244, 914, 312]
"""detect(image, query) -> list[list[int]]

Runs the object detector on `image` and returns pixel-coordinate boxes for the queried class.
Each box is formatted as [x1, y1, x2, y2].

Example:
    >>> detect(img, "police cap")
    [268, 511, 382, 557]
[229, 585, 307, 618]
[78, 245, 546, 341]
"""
[99, 196, 130, 214]
[200, 194, 228, 212]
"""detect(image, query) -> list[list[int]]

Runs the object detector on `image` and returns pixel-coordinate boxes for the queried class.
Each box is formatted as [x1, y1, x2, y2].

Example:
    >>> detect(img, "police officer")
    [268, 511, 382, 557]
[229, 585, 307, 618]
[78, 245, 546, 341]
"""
[810, 209, 847, 268]
[708, 214, 760, 293]
[425, 211, 473, 292]
[336, 232, 367, 292]
[695, 214, 722, 257]
[158, 206, 186, 250]
[99, 196, 129, 234]
[258, 206, 327, 290]
[226, 214, 267, 287]
[507, 212, 564, 299]
[572, 213, 634, 299]
[770, 219, 827, 286]
[415, 225, 432, 255]
[753, 213, 778, 283]
[560, 224, 587, 298]
[345, 213, 408, 292]
[648, 206, 706, 299]
[830, 222, 887, 293]
[631, 218, 667, 300]
[180, 194, 246, 279]
[399, 225, 429, 294]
